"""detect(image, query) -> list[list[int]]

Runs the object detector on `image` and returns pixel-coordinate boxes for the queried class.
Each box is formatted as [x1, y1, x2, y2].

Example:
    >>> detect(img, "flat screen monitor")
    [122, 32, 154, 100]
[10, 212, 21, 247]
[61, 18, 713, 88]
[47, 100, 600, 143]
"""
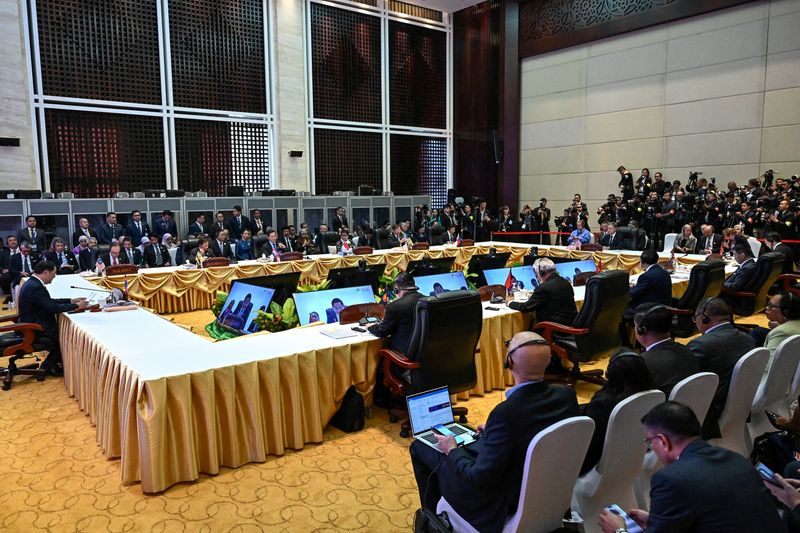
[217, 280, 276, 334]
[467, 252, 512, 287]
[326, 263, 386, 293]
[483, 265, 539, 290]
[555, 259, 597, 284]
[238, 271, 301, 305]
[294, 285, 375, 326]
[415, 271, 469, 297]
[406, 256, 456, 276]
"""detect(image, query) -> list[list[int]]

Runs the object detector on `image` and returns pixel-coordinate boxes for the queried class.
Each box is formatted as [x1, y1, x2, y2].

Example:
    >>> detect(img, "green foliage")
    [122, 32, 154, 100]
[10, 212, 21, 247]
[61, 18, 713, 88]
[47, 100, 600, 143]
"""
[461, 265, 478, 290]
[255, 298, 299, 333]
[205, 320, 240, 340]
[211, 291, 229, 317]
[296, 279, 332, 292]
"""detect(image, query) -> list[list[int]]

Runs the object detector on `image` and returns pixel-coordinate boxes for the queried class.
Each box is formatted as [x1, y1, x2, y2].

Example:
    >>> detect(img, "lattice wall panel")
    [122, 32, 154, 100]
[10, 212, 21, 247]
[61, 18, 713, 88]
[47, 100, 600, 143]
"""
[314, 129, 383, 195]
[389, 21, 446, 129]
[310, 3, 381, 123]
[169, 0, 266, 113]
[390, 135, 447, 207]
[175, 119, 270, 196]
[35, 0, 161, 103]
[45, 110, 166, 197]
[389, 0, 443, 22]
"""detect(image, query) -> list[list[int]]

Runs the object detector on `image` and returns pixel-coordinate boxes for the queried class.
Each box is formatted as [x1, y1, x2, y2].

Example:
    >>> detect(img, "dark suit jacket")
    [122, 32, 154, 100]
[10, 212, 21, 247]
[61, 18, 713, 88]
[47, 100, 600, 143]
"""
[0, 248, 17, 271]
[211, 221, 227, 239]
[18, 276, 77, 340]
[332, 215, 348, 232]
[508, 273, 577, 325]
[368, 291, 423, 353]
[647, 440, 786, 532]
[233, 300, 253, 318]
[119, 248, 143, 266]
[438, 382, 579, 533]
[78, 247, 99, 272]
[10, 252, 39, 276]
[599, 232, 623, 249]
[187, 222, 208, 238]
[642, 339, 701, 398]
[99, 253, 125, 267]
[723, 257, 757, 290]
[16, 227, 46, 251]
[760, 242, 795, 274]
[143, 244, 171, 268]
[154, 219, 178, 238]
[226, 216, 251, 241]
[98, 222, 125, 244]
[209, 239, 234, 260]
[687, 323, 755, 438]
[126, 221, 150, 245]
[625, 265, 672, 319]
[43, 250, 79, 274]
[260, 240, 282, 258]
[72, 228, 97, 247]
[695, 233, 723, 254]
[188, 247, 215, 264]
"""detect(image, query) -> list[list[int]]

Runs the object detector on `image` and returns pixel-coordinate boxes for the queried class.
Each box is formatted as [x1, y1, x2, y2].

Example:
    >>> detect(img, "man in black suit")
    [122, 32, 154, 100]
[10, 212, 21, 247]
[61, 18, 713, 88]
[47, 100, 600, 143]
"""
[599, 222, 623, 250]
[126, 210, 150, 245]
[723, 241, 757, 291]
[233, 293, 254, 319]
[695, 224, 723, 255]
[687, 297, 755, 438]
[211, 211, 227, 239]
[624, 249, 672, 320]
[187, 213, 208, 238]
[188, 238, 215, 264]
[143, 235, 171, 268]
[72, 217, 97, 247]
[599, 402, 785, 533]
[508, 257, 577, 325]
[280, 226, 295, 252]
[10, 243, 39, 284]
[17, 215, 46, 253]
[368, 273, 423, 353]
[98, 212, 125, 244]
[78, 238, 100, 272]
[119, 237, 143, 266]
[633, 303, 700, 398]
[360, 228, 378, 249]
[154, 210, 178, 238]
[209, 230, 234, 260]
[99, 242, 125, 269]
[0, 235, 20, 294]
[250, 209, 266, 236]
[313, 224, 329, 253]
[331, 207, 348, 233]
[226, 205, 250, 241]
[261, 229, 285, 259]
[17, 261, 88, 374]
[386, 225, 407, 248]
[43, 238, 79, 275]
[410, 332, 579, 533]
[761, 232, 795, 274]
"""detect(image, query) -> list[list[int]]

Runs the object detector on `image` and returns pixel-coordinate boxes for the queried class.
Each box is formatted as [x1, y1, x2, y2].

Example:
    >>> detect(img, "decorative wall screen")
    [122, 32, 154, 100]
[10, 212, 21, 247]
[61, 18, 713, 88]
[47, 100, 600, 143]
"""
[26, 0, 273, 196]
[308, 0, 450, 207]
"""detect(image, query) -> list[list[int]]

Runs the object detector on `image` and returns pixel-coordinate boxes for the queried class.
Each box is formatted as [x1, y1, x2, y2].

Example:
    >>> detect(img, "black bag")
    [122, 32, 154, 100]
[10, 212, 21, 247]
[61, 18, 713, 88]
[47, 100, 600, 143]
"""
[751, 430, 800, 474]
[330, 386, 365, 433]
[413, 508, 452, 533]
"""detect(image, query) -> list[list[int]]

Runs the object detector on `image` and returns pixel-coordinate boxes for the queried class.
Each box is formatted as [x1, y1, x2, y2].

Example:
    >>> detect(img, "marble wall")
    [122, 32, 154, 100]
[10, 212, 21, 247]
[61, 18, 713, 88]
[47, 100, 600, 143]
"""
[519, 0, 800, 217]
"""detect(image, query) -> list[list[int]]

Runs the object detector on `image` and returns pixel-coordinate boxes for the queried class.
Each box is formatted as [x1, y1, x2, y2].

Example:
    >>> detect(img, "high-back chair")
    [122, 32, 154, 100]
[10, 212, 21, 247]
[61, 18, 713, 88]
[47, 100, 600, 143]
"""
[437, 416, 595, 533]
[535, 270, 630, 385]
[661, 233, 678, 253]
[721, 252, 783, 316]
[748, 335, 800, 445]
[709, 348, 770, 457]
[572, 390, 665, 533]
[0, 316, 47, 390]
[670, 260, 726, 338]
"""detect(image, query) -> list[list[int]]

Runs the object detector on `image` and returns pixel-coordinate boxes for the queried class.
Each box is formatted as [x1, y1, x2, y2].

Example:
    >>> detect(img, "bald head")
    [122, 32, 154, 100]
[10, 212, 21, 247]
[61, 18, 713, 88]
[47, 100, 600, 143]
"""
[506, 331, 551, 382]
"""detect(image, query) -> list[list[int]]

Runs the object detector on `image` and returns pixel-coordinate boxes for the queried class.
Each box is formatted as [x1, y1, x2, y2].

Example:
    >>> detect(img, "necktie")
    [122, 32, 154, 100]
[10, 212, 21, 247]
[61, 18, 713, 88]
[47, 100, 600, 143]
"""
[137, 222, 141, 233]
[286, 238, 292, 252]
[154, 245, 162, 264]
[59, 253, 64, 266]
[707, 237, 711, 250]
[128, 250, 134, 263]
[23, 256, 30, 273]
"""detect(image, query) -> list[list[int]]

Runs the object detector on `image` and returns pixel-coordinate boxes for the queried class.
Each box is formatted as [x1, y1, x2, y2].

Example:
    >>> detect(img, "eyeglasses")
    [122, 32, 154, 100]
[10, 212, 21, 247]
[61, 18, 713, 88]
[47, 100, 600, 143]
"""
[643, 436, 656, 451]
[765, 302, 778, 310]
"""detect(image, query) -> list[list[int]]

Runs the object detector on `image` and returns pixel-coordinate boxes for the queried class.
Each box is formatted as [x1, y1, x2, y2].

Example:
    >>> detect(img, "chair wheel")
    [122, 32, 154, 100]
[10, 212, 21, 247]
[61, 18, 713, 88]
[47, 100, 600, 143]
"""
[2, 382, 10, 391]
[459, 415, 467, 423]
[389, 415, 398, 423]
[36, 374, 45, 382]
[400, 428, 410, 438]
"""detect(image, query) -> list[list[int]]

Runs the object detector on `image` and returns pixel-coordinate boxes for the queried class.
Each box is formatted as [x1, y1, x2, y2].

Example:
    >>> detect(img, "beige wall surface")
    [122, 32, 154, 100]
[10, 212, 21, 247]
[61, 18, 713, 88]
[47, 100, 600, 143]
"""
[519, 0, 800, 218]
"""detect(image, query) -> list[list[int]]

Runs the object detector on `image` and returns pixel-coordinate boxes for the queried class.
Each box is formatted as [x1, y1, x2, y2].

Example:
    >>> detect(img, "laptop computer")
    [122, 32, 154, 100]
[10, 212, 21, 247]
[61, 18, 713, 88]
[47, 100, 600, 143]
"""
[406, 386, 478, 451]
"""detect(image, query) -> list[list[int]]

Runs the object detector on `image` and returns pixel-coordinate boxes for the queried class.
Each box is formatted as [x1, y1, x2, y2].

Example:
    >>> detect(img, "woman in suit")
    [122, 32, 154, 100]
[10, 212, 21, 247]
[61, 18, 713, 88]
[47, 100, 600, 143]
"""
[235, 229, 255, 260]
[579, 349, 654, 474]
[672, 224, 697, 254]
[336, 229, 354, 256]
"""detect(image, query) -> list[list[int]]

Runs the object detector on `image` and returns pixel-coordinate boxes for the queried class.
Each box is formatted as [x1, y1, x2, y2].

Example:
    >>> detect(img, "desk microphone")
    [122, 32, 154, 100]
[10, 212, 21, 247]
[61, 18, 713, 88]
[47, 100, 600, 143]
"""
[70, 285, 113, 293]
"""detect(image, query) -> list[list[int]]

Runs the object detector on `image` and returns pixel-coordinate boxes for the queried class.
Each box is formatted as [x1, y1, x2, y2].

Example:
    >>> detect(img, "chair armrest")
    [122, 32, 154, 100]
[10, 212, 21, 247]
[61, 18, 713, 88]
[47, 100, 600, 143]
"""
[0, 314, 20, 324]
[0, 321, 41, 334]
[379, 348, 420, 397]
[533, 321, 590, 336]
[378, 348, 420, 370]
[780, 274, 800, 292]
[0, 322, 44, 357]
[733, 322, 759, 333]
[720, 287, 756, 298]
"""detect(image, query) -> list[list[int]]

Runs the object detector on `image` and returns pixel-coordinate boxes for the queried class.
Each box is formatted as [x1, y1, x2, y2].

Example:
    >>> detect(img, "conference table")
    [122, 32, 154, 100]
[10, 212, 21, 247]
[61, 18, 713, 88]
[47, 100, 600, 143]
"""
[55, 242, 724, 492]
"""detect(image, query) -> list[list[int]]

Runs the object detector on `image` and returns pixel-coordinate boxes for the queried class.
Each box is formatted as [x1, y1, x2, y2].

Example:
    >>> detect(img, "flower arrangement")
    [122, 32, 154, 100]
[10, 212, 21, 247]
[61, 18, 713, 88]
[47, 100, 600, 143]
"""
[211, 290, 228, 317]
[254, 299, 299, 333]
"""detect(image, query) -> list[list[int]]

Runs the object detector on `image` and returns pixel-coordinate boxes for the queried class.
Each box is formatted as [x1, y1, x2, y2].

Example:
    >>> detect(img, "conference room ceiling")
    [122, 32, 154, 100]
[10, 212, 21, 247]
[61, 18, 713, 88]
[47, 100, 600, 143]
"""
[403, 0, 485, 14]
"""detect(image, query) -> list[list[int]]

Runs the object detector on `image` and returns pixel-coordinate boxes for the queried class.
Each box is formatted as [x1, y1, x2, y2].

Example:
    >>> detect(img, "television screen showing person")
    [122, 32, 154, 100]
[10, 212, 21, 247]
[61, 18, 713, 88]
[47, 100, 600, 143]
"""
[216, 281, 275, 334]
[414, 272, 468, 297]
[294, 285, 375, 326]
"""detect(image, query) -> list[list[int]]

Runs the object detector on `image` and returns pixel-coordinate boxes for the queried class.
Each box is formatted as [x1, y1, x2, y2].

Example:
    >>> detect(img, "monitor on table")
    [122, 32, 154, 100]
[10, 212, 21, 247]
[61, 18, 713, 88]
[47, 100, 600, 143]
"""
[217, 280, 276, 334]
[467, 252, 512, 287]
[415, 271, 469, 297]
[555, 259, 597, 284]
[294, 285, 376, 326]
[326, 263, 386, 293]
[239, 271, 301, 305]
[483, 265, 539, 290]
[406, 256, 456, 277]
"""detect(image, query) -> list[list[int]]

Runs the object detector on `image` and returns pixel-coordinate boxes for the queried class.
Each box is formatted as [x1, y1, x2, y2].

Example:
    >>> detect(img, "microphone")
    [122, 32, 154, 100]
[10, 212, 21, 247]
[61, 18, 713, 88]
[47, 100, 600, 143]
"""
[70, 285, 112, 293]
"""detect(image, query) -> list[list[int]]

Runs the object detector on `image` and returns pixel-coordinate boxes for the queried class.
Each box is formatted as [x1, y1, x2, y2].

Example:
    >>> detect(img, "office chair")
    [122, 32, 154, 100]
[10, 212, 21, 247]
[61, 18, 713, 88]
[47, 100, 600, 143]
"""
[429, 226, 446, 245]
[669, 259, 726, 338]
[376, 229, 392, 250]
[720, 252, 783, 316]
[534, 270, 630, 386]
[380, 290, 483, 437]
[0, 316, 47, 390]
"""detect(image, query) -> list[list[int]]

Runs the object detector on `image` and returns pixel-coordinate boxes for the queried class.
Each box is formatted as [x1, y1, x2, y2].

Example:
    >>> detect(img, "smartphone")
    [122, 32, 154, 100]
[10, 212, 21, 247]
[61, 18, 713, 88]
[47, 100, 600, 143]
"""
[605, 505, 644, 533]
[756, 462, 780, 486]
[364, 316, 380, 324]
[433, 424, 456, 437]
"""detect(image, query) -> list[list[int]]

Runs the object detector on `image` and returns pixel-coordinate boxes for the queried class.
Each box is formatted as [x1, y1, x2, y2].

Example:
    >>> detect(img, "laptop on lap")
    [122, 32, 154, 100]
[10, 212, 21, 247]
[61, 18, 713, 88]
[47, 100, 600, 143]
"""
[406, 386, 478, 451]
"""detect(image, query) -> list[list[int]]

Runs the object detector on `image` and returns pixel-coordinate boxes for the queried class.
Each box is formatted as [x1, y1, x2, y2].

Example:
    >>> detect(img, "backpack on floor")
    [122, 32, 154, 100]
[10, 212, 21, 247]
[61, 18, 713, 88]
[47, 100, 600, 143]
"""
[330, 386, 365, 433]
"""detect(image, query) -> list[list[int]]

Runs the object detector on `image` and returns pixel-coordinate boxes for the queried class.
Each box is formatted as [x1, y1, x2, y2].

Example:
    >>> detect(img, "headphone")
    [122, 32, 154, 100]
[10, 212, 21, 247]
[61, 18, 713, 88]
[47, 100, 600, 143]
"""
[696, 298, 713, 325]
[779, 292, 800, 319]
[504, 339, 549, 370]
[635, 304, 668, 336]
[610, 349, 644, 363]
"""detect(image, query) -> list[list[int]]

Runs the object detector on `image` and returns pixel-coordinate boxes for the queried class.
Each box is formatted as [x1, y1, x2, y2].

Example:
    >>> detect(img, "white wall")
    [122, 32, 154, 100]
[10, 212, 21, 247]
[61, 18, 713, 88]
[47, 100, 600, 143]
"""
[519, 0, 800, 217]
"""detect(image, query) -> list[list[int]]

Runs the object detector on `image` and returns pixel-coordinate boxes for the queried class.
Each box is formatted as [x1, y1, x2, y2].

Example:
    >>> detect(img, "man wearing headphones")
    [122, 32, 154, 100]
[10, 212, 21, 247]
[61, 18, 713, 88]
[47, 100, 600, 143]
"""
[620, 249, 672, 345]
[368, 272, 422, 354]
[633, 303, 699, 398]
[751, 292, 800, 374]
[687, 297, 755, 439]
[409, 332, 578, 533]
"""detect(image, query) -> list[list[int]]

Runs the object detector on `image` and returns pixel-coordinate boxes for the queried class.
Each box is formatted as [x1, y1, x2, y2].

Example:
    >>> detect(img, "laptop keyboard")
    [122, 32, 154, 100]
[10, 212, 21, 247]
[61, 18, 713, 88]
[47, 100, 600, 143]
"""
[420, 425, 469, 444]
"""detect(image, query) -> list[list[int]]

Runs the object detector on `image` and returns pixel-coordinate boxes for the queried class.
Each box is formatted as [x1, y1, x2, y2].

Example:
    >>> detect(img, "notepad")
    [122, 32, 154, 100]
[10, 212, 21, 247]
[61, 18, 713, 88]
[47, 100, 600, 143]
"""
[320, 329, 359, 339]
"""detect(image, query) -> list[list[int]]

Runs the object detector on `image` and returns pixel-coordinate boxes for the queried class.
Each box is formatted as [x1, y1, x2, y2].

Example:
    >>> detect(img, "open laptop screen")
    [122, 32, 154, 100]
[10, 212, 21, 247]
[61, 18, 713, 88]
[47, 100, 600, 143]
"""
[407, 387, 454, 435]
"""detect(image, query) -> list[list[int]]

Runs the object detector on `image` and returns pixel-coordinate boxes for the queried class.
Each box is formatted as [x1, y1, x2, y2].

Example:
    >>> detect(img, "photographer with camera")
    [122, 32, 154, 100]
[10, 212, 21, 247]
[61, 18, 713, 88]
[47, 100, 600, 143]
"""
[636, 168, 653, 196]
[497, 206, 514, 233]
[597, 194, 616, 225]
[524, 198, 551, 245]
[642, 191, 662, 249]
[736, 200, 757, 236]
[476, 199, 493, 240]
[556, 208, 576, 246]
[618, 165, 634, 201]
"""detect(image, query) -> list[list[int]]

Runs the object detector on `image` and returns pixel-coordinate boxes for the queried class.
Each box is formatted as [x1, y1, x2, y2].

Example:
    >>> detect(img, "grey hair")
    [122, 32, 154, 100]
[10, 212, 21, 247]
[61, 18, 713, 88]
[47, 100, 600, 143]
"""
[533, 257, 556, 278]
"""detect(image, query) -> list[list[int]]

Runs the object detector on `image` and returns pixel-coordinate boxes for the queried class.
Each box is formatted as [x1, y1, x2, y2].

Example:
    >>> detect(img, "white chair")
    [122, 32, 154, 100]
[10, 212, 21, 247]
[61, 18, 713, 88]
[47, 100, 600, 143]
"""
[634, 372, 718, 509]
[709, 348, 769, 457]
[437, 416, 595, 533]
[572, 390, 665, 533]
[747, 236, 762, 258]
[661, 233, 677, 253]
[749, 335, 800, 446]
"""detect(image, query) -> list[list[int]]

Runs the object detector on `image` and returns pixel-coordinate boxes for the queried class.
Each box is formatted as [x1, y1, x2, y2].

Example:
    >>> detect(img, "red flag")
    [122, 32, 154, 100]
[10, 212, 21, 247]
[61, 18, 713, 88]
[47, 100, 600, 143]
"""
[504, 269, 513, 291]
[596, 259, 602, 272]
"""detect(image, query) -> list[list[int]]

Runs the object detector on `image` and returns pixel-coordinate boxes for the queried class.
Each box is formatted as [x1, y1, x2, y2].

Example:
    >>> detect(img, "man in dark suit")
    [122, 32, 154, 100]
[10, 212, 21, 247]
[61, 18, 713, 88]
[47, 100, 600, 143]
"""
[0, 235, 20, 294]
[386, 225, 407, 248]
[143, 235, 171, 268]
[600, 402, 785, 533]
[599, 222, 623, 250]
[226, 205, 250, 241]
[42, 238, 79, 275]
[695, 224, 723, 255]
[126, 210, 150, 245]
[313, 224, 330, 253]
[280, 226, 295, 252]
[209, 230, 234, 260]
[188, 238, 215, 264]
[17, 261, 88, 374]
[368, 273, 423, 353]
[78, 238, 100, 272]
[98, 212, 125, 244]
[410, 332, 579, 533]
[187, 213, 208, 238]
[509, 257, 577, 325]
[687, 297, 755, 438]
[211, 211, 227, 239]
[261, 229, 284, 259]
[360, 228, 378, 249]
[633, 303, 700, 398]
[233, 293, 254, 319]
[99, 242, 125, 268]
[154, 210, 178, 238]
[331, 207, 348, 233]
[761, 232, 795, 274]
[17, 215, 46, 253]
[621, 249, 673, 345]
[10, 243, 39, 284]
[723, 241, 757, 291]
[119, 237, 143, 266]
[72, 217, 97, 247]
[250, 209, 266, 236]
[325, 298, 345, 323]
